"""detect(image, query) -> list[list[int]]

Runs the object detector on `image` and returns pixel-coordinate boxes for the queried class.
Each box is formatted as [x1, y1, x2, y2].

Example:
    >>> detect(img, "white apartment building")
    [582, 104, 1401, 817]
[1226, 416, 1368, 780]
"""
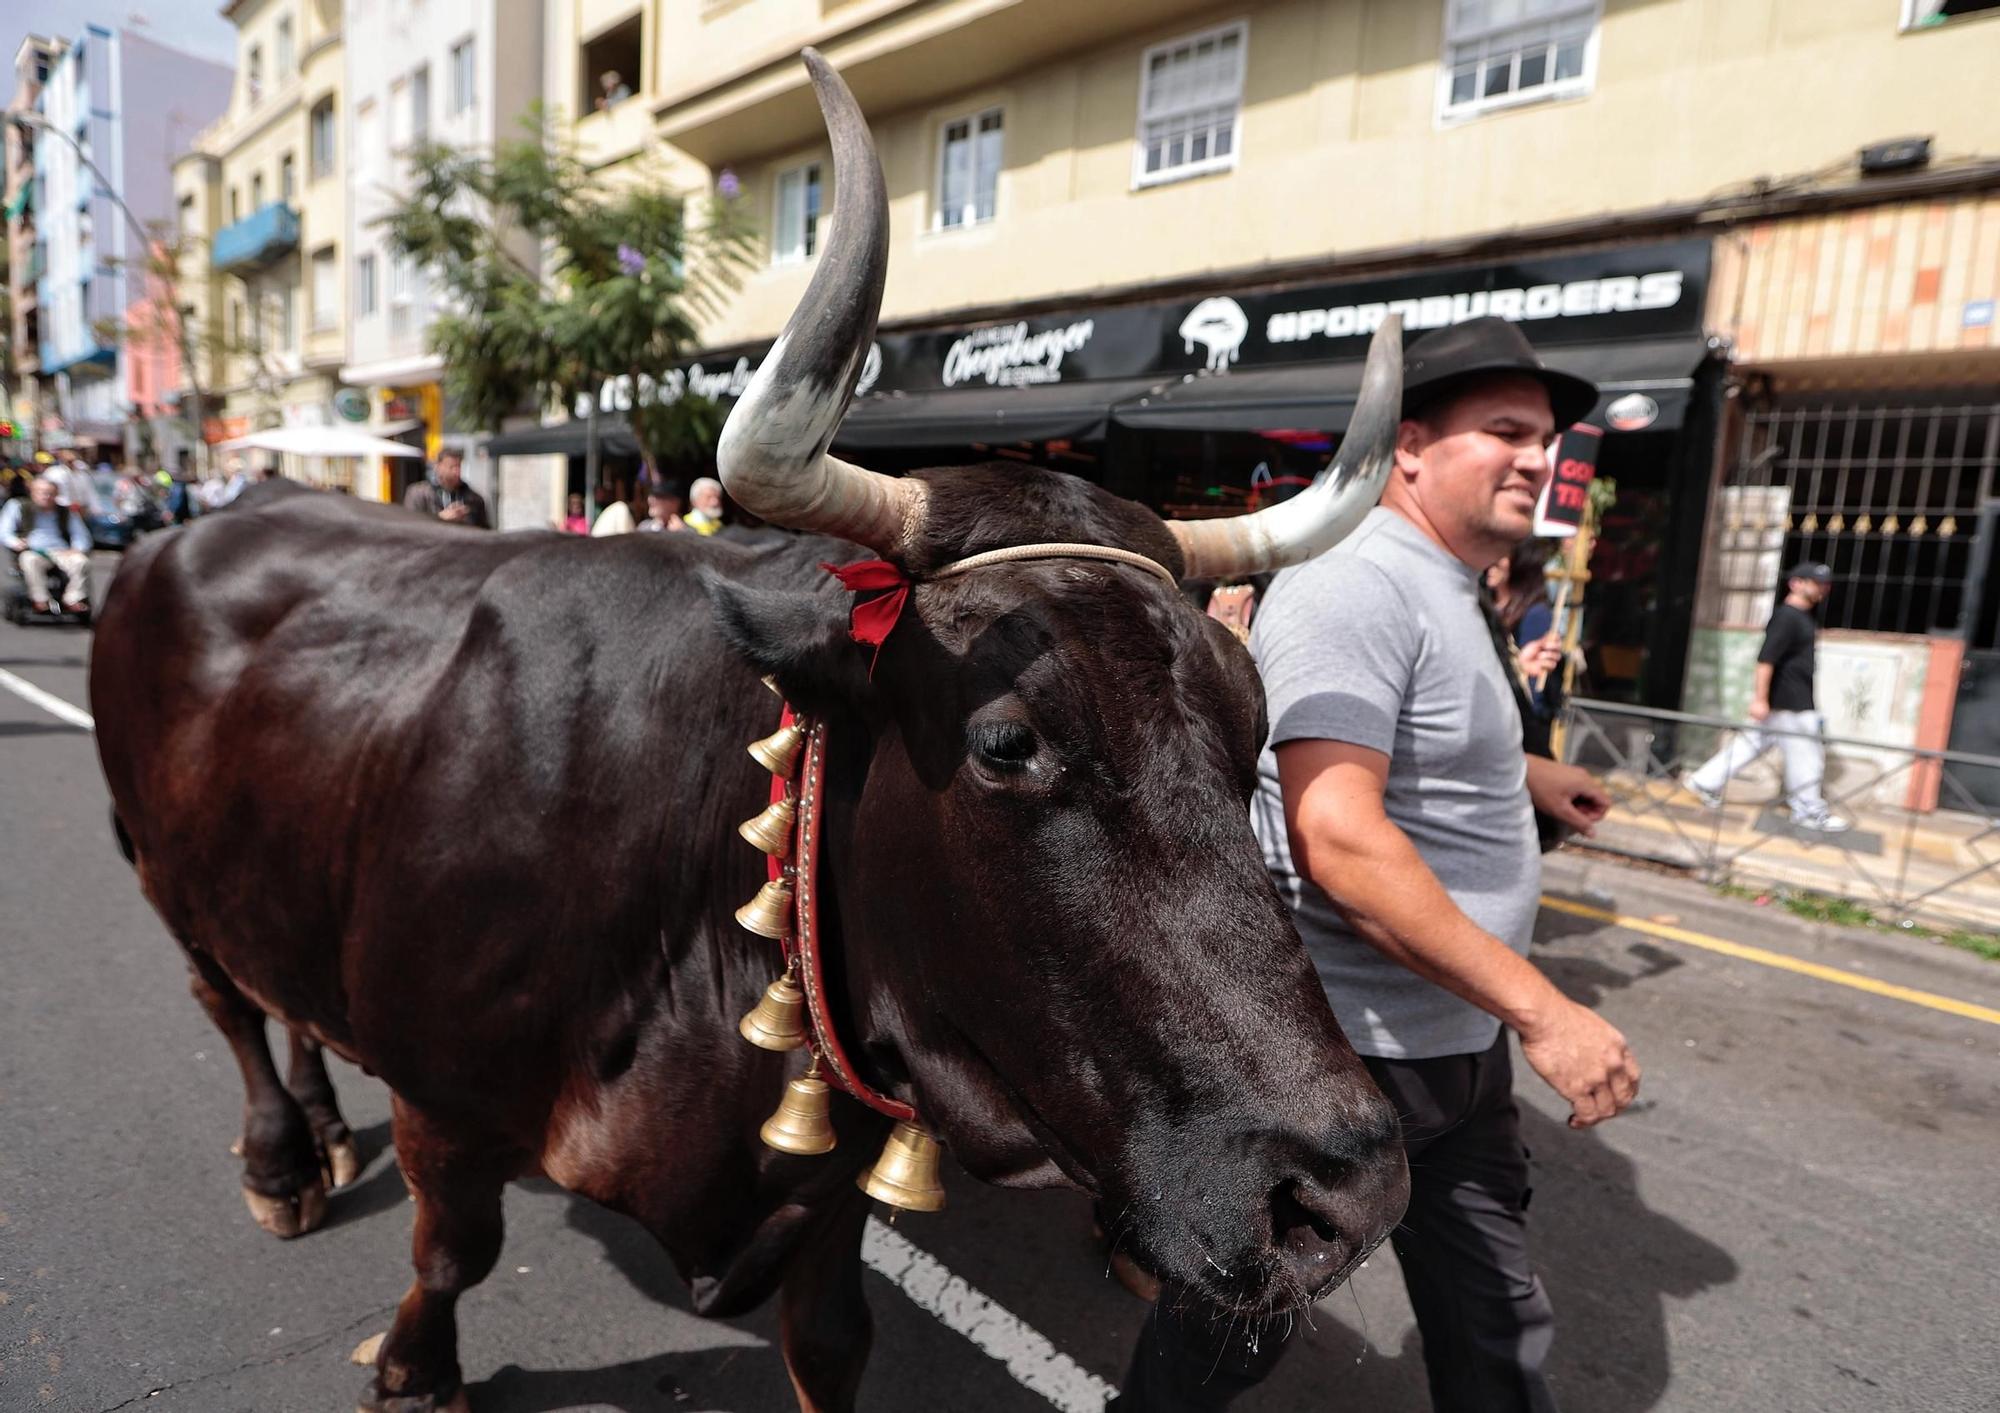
[341, 0, 543, 496]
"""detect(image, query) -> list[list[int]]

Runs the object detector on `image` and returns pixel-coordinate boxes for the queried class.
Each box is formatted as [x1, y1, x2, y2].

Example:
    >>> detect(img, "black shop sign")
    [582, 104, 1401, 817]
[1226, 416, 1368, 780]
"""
[586, 239, 1710, 415]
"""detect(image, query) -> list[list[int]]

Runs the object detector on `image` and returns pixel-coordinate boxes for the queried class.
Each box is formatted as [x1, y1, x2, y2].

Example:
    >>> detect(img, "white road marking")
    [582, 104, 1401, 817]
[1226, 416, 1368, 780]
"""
[0, 666, 95, 731]
[864, 1216, 1114, 1413]
[0, 660, 1108, 1405]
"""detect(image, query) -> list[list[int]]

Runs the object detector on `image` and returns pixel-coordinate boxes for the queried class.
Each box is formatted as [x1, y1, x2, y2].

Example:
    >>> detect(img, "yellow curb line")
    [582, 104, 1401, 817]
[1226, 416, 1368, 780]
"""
[1539, 895, 2000, 1029]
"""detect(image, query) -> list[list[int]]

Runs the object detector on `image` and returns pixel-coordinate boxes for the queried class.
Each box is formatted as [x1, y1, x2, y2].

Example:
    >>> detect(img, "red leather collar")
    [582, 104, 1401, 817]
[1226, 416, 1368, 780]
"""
[765, 706, 917, 1122]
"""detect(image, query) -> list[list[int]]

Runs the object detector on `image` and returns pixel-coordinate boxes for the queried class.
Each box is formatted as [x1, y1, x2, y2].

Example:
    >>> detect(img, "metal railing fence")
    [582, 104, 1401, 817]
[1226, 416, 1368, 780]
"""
[1561, 697, 2000, 933]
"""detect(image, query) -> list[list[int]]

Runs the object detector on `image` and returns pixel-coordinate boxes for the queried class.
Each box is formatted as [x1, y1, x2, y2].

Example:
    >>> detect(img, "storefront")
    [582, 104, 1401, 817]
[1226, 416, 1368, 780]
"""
[499, 239, 1723, 702]
[1698, 190, 2000, 808]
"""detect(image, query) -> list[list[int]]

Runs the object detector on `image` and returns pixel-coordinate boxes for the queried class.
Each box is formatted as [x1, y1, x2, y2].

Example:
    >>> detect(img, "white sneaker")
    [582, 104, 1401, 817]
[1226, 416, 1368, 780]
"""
[1794, 811, 1853, 834]
[1682, 776, 1724, 809]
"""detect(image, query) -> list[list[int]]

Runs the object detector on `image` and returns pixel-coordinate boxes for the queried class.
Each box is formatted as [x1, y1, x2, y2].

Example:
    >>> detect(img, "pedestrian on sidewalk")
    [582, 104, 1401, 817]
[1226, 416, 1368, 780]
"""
[1116, 318, 1639, 1413]
[1682, 562, 1850, 833]
[403, 450, 490, 529]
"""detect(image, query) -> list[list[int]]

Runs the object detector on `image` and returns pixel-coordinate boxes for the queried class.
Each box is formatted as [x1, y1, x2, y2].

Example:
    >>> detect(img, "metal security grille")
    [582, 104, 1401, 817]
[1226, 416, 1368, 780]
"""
[1714, 397, 2000, 636]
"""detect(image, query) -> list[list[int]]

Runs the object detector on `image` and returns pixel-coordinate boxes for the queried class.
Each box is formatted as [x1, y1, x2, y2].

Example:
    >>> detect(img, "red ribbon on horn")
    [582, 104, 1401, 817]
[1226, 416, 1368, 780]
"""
[821, 559, 910, 675]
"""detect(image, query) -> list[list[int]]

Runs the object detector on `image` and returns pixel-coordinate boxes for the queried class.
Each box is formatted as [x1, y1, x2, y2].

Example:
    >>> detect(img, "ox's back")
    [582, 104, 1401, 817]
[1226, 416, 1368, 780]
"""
[91, 485, 803, 1116]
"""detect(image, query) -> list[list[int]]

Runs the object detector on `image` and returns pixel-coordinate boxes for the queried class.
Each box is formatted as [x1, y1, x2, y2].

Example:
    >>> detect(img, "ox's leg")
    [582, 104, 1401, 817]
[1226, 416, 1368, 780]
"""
[359, 1099, 511, 1413]
[284, 1030, 361, 1190]
[778, 1183, 875, 1413]
[183, 950, 327, 1238]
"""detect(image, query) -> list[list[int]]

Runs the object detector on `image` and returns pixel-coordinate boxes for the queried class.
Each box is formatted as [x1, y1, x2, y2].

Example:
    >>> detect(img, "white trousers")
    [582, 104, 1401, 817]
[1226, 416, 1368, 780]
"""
[17, 548, 90, 607]
[1689, 709, 1829, 816]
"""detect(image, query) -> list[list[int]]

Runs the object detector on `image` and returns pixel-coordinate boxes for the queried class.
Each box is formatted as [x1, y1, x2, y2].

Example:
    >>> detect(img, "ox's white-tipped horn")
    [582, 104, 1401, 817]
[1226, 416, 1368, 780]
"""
[716, 49, 924, 556]
[1166, 318, 1404, 581]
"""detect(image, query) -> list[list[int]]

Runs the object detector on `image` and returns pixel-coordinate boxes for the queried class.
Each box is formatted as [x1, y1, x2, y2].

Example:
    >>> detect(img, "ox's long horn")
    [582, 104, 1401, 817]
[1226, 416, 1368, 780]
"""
[716, 49, 923, 555]
[1166, 317, 1404, 581]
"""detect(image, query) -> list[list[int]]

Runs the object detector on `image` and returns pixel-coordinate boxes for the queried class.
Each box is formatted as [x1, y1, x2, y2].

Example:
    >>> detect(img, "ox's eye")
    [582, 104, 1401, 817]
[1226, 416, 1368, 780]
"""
[968, 720, 1038, 773]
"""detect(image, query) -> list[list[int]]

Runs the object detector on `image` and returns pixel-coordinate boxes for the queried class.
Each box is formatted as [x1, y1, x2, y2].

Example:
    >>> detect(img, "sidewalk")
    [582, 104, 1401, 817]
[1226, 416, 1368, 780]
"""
[1582, 770, 2000, 935]
[1540, 848, 2000, 998]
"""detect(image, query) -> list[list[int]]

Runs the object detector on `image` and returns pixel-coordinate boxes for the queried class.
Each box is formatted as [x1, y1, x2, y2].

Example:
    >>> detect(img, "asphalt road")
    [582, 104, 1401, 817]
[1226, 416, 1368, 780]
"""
[2, 549, 1998, 1413]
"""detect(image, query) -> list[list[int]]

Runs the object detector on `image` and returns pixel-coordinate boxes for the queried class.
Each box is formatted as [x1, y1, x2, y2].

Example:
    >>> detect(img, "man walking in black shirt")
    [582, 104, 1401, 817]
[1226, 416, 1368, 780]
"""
[1684, 561, 1851, 832]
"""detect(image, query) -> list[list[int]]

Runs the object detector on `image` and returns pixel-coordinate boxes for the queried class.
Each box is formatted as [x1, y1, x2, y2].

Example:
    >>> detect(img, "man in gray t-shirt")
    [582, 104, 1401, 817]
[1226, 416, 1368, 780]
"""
[1121, 319, 1641, 1413]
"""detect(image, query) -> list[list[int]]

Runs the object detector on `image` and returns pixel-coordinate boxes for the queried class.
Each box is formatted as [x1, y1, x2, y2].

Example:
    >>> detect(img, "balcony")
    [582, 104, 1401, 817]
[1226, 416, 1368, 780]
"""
[211, 201, 300, 273]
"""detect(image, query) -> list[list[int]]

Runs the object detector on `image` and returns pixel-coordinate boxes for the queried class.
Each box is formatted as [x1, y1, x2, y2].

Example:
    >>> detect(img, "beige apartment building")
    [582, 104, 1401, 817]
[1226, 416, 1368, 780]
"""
[524, 0, 2000, 796]
[174, 0, 349, 468]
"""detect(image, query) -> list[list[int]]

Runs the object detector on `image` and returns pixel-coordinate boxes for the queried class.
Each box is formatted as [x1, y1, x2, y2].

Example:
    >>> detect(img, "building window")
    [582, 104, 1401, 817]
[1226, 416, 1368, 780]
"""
[279, 286, 295, 352]
[934, 108, 1002, 230]
[311, 245, 337, 330]
[1902, 0, 2000, 28]
[247, 45, 263, 103]
[410, 65, 431, 142]
[310, 97, 336, 180]
[1134, 22, 1246, 188]
[250, 171, 264, 209]
[232, 299, 244, 346]
[228, 187, 240, 222]
[1439, 0, 1600, 120]
[450, 37, 475, 116]
[388, 80, 409, 151]
[771, 162, 821, 267]
[355, 99, 378, 178]
[177, 192, 195, 236]
[356, 253, 378, 316]
[276, 16, 294, 77]
[580, 15, 643, 115]
[279, 152, 295, 203]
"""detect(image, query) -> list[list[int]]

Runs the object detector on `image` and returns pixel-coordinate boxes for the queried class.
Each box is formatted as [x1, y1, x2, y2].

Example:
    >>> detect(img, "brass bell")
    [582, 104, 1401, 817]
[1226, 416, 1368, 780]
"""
[737, 794, 797, 859]
[748, 720, 808, 779]
[734, 876, 795, 940]
[738, 972, 808, 1051]
[760, 1063, 837, 1155]
[858, 1121, 946, 1213]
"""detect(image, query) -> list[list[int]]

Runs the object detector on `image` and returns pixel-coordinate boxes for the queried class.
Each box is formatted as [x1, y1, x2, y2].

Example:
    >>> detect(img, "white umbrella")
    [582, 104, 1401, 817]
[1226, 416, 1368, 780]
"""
[218, 426, 426, 458]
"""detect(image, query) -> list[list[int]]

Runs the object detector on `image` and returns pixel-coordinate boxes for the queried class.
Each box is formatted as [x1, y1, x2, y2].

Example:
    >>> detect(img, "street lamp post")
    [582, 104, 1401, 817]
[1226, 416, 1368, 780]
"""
[11, 110, 211, 470]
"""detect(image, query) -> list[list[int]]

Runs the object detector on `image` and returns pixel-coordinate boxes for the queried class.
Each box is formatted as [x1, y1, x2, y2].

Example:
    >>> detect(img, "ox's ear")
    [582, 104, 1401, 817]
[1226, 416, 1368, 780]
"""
[703, 573, 874, 713]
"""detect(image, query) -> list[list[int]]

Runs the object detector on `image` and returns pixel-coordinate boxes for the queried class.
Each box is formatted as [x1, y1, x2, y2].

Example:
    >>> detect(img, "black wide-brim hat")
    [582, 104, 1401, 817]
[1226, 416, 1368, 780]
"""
[1401, 316, 1601, 430]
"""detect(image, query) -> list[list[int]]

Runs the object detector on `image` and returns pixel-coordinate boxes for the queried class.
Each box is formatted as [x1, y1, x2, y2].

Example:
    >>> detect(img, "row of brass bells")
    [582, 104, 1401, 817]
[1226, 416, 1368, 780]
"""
[861, 1122, 947, 1212]
[738, 794, 797, 860]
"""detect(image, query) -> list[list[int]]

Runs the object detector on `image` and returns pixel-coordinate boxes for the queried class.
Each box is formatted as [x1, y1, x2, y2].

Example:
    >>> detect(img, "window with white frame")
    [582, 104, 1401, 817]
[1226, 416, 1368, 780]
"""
[387, 80, 408, 151]
[771, 162, 821, 267]
[1134, 22, 1245, 188]
[311, 245, 336, 330]
[410, 65, 431, 142]
[1901, 0, 2000, 28]
[355, 99, 378, 178]
[276, 16, 294, 77]
[356, 253, 378, 317]
[449, 37, 476, 116]
[934, 108, 1002, 230]
[310, 97, 336, 179]
[1439, 0, 1599, 119]
[389, 249, 412, 305]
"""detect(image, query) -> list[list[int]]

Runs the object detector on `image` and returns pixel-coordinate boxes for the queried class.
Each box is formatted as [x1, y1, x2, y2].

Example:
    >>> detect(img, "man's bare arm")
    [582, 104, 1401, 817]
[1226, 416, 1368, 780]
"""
[1277, 738, 1639, 1127]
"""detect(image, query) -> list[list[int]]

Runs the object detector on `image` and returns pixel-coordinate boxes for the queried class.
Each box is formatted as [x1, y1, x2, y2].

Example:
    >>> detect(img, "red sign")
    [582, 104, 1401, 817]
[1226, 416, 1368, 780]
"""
[1540, 423, 1602, 529]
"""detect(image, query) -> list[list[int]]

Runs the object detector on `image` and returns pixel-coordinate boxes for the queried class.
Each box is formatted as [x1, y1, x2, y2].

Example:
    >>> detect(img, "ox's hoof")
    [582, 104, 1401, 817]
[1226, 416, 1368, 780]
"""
[243, 1179, 328, 1238]
[323, 1135, 362, 1190]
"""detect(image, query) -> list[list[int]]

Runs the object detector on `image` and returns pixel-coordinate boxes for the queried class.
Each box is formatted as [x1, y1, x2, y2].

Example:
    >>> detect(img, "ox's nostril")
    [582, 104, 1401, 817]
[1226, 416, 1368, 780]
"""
[1271, 1180, 1343, 1258]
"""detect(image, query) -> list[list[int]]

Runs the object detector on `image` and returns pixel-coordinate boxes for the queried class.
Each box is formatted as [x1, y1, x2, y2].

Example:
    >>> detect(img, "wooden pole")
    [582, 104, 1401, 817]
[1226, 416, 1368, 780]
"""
[1546, 504, 1597, 761]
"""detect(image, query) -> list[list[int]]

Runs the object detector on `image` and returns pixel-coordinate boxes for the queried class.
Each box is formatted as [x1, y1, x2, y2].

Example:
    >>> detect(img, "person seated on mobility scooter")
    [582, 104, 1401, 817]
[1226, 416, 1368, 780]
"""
[1, 476, 93, 618]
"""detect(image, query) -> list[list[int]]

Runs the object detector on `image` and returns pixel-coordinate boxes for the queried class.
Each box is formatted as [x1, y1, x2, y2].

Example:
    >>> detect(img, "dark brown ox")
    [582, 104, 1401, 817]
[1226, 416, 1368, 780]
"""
[88, 51, 1409, 1412]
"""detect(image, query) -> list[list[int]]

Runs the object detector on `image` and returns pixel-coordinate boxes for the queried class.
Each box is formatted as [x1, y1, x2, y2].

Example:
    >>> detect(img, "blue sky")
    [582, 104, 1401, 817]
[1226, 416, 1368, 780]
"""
[9, 3, 237, 68]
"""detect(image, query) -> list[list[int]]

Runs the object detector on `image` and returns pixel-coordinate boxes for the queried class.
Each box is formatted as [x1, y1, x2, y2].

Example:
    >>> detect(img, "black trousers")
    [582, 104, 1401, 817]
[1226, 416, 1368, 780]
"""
[1117, 1034, 1557, 1412]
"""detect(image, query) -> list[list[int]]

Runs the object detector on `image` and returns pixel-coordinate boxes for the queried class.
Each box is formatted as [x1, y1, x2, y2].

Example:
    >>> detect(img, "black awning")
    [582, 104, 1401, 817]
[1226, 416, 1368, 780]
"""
[1111, 336, 1712, 435]
[832, 376, 1169, 450]
[487, 417, 642, 457]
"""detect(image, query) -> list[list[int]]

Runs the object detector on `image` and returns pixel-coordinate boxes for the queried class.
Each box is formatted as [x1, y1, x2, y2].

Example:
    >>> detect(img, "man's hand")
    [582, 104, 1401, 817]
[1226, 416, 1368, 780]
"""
[1518, 632, 1563, 680]
[1519, 999, 1640, 1128]
[438, 501, 470, 523]
[1525, 757, 1610, 836]
[1747, 697, 1770, 722]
